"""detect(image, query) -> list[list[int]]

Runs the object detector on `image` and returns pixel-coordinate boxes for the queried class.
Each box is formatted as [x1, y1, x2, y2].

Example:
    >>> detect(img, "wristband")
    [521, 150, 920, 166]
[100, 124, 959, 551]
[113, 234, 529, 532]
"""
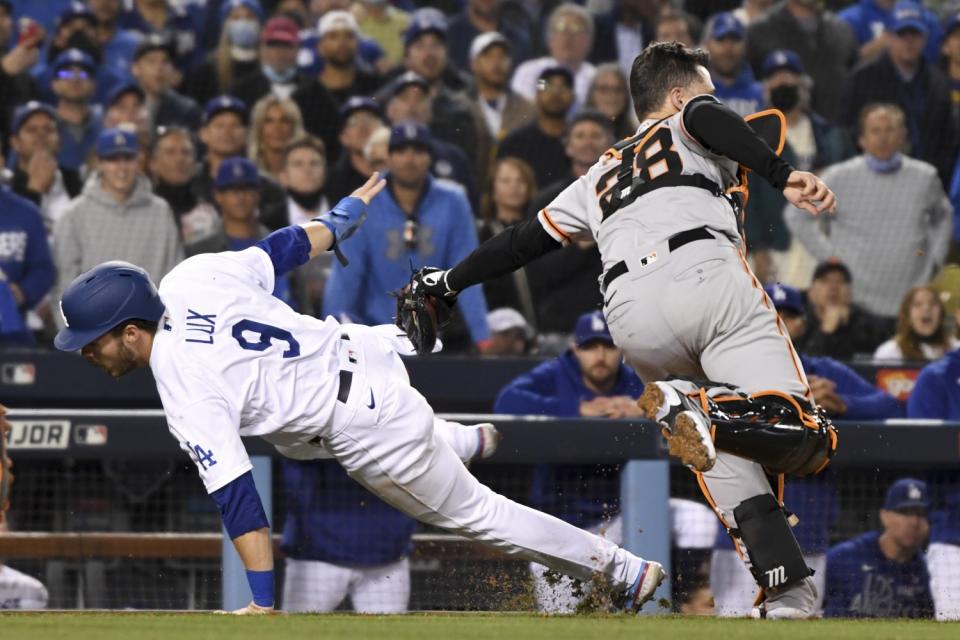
[246, 569, 274, 608]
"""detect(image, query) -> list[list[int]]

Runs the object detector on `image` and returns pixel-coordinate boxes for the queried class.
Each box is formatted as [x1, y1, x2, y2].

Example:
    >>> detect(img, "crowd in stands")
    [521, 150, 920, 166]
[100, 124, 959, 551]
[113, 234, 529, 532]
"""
[2, 0, 960, 619]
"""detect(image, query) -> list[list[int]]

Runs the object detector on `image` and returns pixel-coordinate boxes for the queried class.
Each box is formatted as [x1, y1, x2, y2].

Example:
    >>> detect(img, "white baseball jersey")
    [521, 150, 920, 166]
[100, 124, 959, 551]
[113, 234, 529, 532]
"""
[536, 97, 742, 271]
[151, 247, 344, 493]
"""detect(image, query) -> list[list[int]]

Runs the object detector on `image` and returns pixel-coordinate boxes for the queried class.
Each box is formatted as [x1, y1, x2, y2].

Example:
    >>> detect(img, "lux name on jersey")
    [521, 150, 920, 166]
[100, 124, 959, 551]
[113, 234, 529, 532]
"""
[185, 309, 217, 345]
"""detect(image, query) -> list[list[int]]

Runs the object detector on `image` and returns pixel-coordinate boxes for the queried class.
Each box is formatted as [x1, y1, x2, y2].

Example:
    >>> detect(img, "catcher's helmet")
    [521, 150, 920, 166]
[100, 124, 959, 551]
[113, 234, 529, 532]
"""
[54, 261, 165, 352]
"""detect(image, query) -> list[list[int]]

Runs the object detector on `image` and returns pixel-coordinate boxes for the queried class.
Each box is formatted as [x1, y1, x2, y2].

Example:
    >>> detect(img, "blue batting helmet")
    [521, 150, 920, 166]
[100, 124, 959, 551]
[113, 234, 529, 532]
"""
[54, 261, 165, 352]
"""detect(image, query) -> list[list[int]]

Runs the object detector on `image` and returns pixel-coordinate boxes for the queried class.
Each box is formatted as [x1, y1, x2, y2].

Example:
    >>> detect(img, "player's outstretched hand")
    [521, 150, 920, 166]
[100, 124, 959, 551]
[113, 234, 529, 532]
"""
[350, 171, 387, 205]
[783, 171, 837, 216]
[215, 601, 277, 615]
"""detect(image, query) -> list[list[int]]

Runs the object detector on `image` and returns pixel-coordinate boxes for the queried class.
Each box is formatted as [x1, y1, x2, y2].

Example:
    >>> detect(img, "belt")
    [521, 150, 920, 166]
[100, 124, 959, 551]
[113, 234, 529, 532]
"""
[337, 332, 352, 403]
[602, 227, 715, 291]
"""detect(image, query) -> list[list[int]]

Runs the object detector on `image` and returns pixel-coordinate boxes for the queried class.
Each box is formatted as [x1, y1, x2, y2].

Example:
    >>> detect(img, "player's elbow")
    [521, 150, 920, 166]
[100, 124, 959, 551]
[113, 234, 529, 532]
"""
[210, 472, 270, 539]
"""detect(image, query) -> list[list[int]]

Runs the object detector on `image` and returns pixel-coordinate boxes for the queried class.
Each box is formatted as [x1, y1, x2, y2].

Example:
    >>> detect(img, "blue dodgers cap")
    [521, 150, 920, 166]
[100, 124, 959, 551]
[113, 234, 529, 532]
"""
[574, 311, 615, 346]
[762, 49, 804, 78]
[538, 64, 575, 87]
[55, 261, 165, 352]
[891, 2, 928, 35]
[203, 95, 249, 125]
[11, 101, 57, 134]
[106, 82, 145, 108]
[340, 95, 382, 120]
[96, 128, 139, 158]
[215, 157, 260, 190]
[57, 1, 95, 27]
[708, 12, 745, 40]
[883, 478, 930, 512]
[54, 48, 97, 73]
[219, 0, 264, 23]
[389, 121, 434, 155]
[404, 7, 448, 47]
[763, 282, 805, 316]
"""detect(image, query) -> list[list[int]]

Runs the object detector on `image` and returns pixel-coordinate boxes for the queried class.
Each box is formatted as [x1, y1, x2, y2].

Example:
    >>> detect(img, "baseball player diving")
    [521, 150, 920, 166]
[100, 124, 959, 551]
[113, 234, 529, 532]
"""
[52, 174, 665, 615]
[409, 42, 840, 619]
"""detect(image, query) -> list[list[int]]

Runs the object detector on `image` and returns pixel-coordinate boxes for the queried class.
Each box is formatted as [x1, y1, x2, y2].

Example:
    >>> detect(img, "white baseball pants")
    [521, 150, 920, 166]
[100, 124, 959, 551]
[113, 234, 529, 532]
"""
[282, 557, 410, 613]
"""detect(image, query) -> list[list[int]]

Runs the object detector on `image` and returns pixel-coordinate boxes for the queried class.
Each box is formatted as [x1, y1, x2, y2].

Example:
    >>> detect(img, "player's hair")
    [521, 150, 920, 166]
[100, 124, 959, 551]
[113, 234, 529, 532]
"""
[857, 102, 906, 136]
[282, 135, 327, 165]
[109, 318, 159, 338]
[630, 42, 710, 120]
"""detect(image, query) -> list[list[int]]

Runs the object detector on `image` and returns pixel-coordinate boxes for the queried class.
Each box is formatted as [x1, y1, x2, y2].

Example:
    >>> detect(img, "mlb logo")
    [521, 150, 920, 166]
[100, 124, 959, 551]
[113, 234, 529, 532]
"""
[639, 251, 658, 267]
[114, 132, 125, 146]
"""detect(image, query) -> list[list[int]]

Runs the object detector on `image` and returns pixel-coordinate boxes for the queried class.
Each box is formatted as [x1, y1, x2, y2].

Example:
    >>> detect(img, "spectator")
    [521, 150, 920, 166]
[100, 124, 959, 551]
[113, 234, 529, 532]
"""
[326, 97, 386, 203]
[0, 186, 55, 344]
[353, 0, 411, 66]
[289, 39, 344, 164]
[102, 83, 147, 132]
[229, 16, 307, 107]
[478, 157, 537, 322]
[296, 0, 390, 78]
[747, 0, 858, 123]
[591, 0, 658, 77]
[277, 136, 331, 315]
[382, 71, 479, 208]
[525, 111, 613, 334]
[186, 156, 294, 307]
[148, 126, 218, 245]
[842, 3, 956, 188]
[786, 104, 952, 320]
[447, 0, 531, 72]
[654, 9, 698, 47]
[118, 0, 202, 72]
[796, 260, 890, 359]
[512, 3, 596, 108]
[467, 32, 535, 187]
[312, 11, 382, 106]
[322, 122, 490, 350]
[49, 49, 102, 171]
[131, 35, 202, 130]
[401, 8, 470, 94]
[745, 50, 855, 286]
[732, 0, 774, 26]
[0, 520, 48, 608]
[53, 128, 183, 309]
[494, 310, 645, 611]
[943, 14, 960, 132]
[874, 286, 960, 362]
[362, 124, 390, 174]
[585, 63, 636, 140]
[824, 477, 934, 618]
[88, 0, 141, 75]
[189, 95, 288, 231]
[184, 0, 264, 107]
[704, 12, 763, 118]
[839, 0, 941, 64]
[497, 66, 573, 190]
[0, 6, 42, 149]
[247, 95, 305, 180]
[8, 102, 83, 232]
[485, 307, 533, 355]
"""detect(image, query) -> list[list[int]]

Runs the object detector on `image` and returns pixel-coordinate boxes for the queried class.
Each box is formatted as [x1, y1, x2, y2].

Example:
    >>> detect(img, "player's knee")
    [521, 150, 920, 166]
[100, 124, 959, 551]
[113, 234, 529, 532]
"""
[730, 493, 812, 594]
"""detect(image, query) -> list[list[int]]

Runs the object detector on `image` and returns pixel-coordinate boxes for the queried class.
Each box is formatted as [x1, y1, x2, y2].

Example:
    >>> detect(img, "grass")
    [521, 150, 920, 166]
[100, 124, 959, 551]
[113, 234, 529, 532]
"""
[0, 612, 957, 640]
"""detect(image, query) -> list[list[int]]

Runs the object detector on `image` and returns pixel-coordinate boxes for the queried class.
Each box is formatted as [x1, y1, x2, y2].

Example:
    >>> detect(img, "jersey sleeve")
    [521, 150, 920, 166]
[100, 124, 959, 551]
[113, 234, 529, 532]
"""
[215, 247, 277, 294]
[164, 393, 253, 494]
[537, 175, 592, 245]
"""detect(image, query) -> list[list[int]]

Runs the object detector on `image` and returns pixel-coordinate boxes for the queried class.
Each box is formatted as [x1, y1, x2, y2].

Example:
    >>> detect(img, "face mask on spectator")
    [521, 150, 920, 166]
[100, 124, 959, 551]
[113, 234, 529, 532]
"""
[228, 19, 260, 60]
[865, 152, 903, 174]
[768, 85, 800, 112]
[287, 186, 325, 211]
[263, 63, 296, 84]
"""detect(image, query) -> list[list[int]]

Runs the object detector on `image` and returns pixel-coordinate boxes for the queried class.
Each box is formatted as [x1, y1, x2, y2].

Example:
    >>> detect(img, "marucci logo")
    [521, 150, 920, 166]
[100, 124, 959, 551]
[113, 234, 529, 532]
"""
[765, 565, 787, 588]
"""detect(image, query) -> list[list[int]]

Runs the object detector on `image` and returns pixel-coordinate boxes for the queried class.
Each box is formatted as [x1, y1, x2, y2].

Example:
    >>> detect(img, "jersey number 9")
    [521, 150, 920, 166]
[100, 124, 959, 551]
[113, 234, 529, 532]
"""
[232, 319, 301, 358]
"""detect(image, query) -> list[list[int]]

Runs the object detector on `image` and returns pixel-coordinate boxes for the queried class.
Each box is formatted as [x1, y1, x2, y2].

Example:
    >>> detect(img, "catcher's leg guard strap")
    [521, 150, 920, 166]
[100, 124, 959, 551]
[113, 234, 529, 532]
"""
[733, 494, 811, 594]
[710, 394, 837, 476]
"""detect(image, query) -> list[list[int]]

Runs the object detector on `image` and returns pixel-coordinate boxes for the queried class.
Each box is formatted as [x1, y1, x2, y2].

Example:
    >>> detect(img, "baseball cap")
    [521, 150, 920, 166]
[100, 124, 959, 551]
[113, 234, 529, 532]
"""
[318, 10, 359, 38]
[404, 8, 448, 47]
[261, 16, 300, 46]
[708, 12, 745, 41]
[812, 259, 852, 283]
[389, 70, 430, 97]
[891, 2, 928, 35]
[57, 1, 95, 28]
[11, 101, 58, 134]
[106, 82, 145, 109]
[762, 49, 804, 78]
[204, 95, 249, 125]
[219, 0, 264, 23]
[133, 34, 175, 62]
[538, 65, 575, 87]
[945, 13, 960, 37]
[389, 121, 434, 154]
[883, 478, 930, 512]
[340, 96, 382, 120]
[54, 48, 97, 74]
[574, 311, 614, 347]
[96, 128, 140, 158]
[763, 282, 805, 316]
[469, 31, 510, 64]
[487, 307, 531, 337]
[215, 157, 261, 190]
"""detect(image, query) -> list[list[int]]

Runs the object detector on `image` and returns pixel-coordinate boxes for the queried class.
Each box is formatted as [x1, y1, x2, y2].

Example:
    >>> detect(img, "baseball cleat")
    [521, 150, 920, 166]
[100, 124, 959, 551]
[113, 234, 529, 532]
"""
[621, 560, 666, 613]
[475, 423, 501, 460]
[637, 381, 716, 472]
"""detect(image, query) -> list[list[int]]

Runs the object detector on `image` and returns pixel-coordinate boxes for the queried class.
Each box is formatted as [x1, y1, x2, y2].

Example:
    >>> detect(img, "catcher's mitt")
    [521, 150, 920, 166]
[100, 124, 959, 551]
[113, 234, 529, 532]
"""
[0, 405, 12, 523]
[393, 268, 455, 354]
